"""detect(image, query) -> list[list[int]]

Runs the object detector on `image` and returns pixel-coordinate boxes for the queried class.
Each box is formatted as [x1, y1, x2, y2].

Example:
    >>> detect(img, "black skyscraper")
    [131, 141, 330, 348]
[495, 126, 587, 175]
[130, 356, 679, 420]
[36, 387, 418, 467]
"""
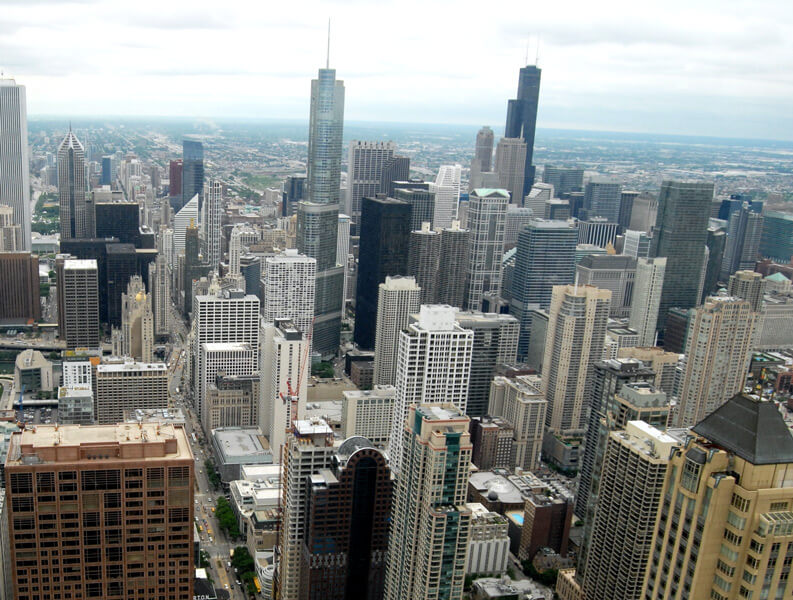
[505, 65, 542, 196]
[182, 138, 204, 211]
[95, 202, 140, 246]
[354, 197, 412, 349]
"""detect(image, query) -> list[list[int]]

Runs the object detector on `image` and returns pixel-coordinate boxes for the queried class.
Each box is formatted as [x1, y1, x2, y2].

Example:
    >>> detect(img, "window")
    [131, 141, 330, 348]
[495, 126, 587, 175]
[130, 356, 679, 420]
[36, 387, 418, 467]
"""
[728, 511, 748, 530]
[717, 559, 736, 577]
[724, 530, 743, 546]
[770, 501, 789, 511]
[732, 494, 751, 512]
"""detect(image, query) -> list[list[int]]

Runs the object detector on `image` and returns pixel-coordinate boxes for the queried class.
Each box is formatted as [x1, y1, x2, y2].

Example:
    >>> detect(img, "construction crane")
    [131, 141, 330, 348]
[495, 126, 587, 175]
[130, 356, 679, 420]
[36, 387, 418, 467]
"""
[278, 317, 314, 431]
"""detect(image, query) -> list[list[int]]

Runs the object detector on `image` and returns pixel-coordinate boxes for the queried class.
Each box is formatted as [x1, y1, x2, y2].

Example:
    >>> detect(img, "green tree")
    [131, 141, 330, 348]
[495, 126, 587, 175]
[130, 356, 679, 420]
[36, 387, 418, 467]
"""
[204, 459, 221, 489]
[215, 496, 241, 539]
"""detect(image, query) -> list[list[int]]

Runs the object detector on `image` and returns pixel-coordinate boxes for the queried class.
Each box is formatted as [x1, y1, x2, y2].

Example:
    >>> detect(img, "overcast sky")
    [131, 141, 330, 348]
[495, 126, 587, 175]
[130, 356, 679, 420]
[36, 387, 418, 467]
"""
[2, 0, 792, 140]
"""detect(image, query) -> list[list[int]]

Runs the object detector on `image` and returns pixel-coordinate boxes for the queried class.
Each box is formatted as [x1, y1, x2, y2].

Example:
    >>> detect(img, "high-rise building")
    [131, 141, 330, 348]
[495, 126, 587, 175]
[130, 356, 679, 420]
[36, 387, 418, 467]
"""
[622, 229, 652, 258]
[384, 403, 472, 600]
[341, 386, 395, 446]
[389, 186, 432, 232]
[504, 64, 542, 195]
[56, 256, 100, 349]
[354, 197, 412, 349]
[5, 423, 194, 600]
[199, 342, 258, 431]
[504, 205, 534, 248]
[379, 156, 410, 198]
[307, 67, 344, 206]
[650, 180, 713, 331]
[475, 126, 495, 172]
[0, 252, 41, 321]
[0, 78, 31, 250]
[407, 222, 440, 304]
[168, 158, 182, 201]
[488, 375, 547, 472]
[577, 217, 619, 249]
[676, 295, 757, 427]
[119, 275, 154, 362]
[455, 311, 519, 417]
[728, 269, 765, 313]
[228, 224, 258, 277]
[509, 219, 578, 356]
[345, 140, 395, 233]
[58, 130, 90, 240]
[95, 359, 168, 424]
[543, 285, 611, 435]
[282, 174, 306, 216]
[579, 421, 677, 600]
[494, 137, 527, 204]
[202, 178, 222, 269]
[260, 319, 308, 457]
[629, 257, 667, 347]
[337, 212, 351, 310]
[388, 306, 473, 472]
[182, 138, 204, 210]
[192, 289, 260, 418]
[437, 221, 470, 308]
[431, 164, 462, 228]
[641, 394, 793, 600]
[618, 190, 639, 231]
[465, 188, 509, 310]
[373, 276, 421, 387]
[469, 416, 515, 471]
[261, 250, 316, 341]
[542, 166, 583, 196]
[205, 372, 259, 430]
[0, 204, 22, 250]
[94, 200, 140, 245]
[576, 254, 637, 318]
[617, 346, 680, 397]
[703, 223, 727, 301]
[721, 202, 764, 279]
[173, 193, 199, 258]
[582, 179, 622, 223]
[760, 210, 793, 263]
[149, 255, 170, 337]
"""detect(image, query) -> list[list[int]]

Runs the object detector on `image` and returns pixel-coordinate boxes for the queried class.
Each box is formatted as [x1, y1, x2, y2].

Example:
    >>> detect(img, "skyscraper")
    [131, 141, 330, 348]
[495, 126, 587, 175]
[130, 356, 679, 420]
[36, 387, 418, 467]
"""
[393, 187, 434, 231]
[182, 138, 204, 210]
[0, 204, 22, 250]
[465, 188, 509, 310]
[95, 359, 168, 424]
[720, 201, 764, 279]
[373, 276, 422, 387]
[5, 423, 195, 600]
[345, 140, 395, 233]
[542, 166, 583, 196]
[149, 254, 170, 337]
[407, 222, 440, 304]
[504, 64, 542, 195]
[56, 256, 100, 349]
[650, 180, 713, 331]
[0, 252, 41, 321]
[618, 190, 639, 231]
[703, 222, 727, 300]
[629, 257, 666, 346]
[58, 129, 90, 240]
[261, 250, 316, 340]
[727, 269, 765, 312]
[475, 126, 495, 172]
[172, 193, 199, 259]
[494, 137, 528, 204]
[759, 210, 793, 263]
[168, 158, 182, 202]
[437, 221, 470, 308]
[354, 197, 412, 350]
[379, 156, 410, 198]
[488, 375, 547, 472]
[581, 179, 622, 223]
[0, 78, 31, 250]
[202, 178, 222, 269]
[384, 403, 472, 600]
[199, 342, 258, 431]
[388, 306, 473, 473]
[575, 254, 637, 318]
[307, 67, 345, 206]
[432, 164, 462, 228]
[676, 295, 757, 427]
[119, 275, 154, 362]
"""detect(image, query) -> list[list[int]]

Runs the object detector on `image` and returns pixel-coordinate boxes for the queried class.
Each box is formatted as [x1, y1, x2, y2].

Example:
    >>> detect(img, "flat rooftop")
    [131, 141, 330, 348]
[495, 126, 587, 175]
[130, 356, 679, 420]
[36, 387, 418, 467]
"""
[97, 361, 167, 373]
[63, 259, 97, 270]
[213, 427, 270, 459]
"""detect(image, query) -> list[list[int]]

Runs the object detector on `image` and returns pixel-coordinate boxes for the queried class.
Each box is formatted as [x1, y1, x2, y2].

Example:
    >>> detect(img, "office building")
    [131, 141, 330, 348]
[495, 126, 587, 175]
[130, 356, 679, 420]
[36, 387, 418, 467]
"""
[504, 205, 534, 248]
[200, 342, 258, 431]
[676, 295, 756, 427]
[282, 174, 305, 216]
[0, 205, 22, 250]
[149, 255, 170, 337]
[373, 276, 421, 386]
[504, 64, 542, 194]
[764, 271, 791, 294]
[475, 126, 495, 172]
[106, 243, 143, 325]
[757, 294, 793, 350]
[703, 223, 727, 300]
[407, 222, 439, 303]
[182, 138, 204, 210]
[172, 193, 198, 259]
[307, 67, 344, 206]
[431, 164, 462, 228]
[384, 404, 472, 600]
[95, 359, 168, 424]
[0, 252, 40, 321]
[388, 306, 473, 473]
[727, 269, 765, 312]
[623, 229, 652, 258]
[542, 166, 583, 196]
[466, 504, 510, 576]
[94, 200, 139, 245]
[56, 257, 100, 349]
[576, 254, 636, 318]
[465, 188, 509, 310]
[494, 137, 527, 204]
[58, 130, 91, 239]
[192, 289, 260, 419]
[509, 219, 578, 356]
[5, 423, 194, 600]
[469, 416, 515, 471]
[61, 359, 93, 388]
[337, 212, 351, 309]
[437, 221, 470, 308]
[760, 210, 793, 262]
[643, 394, 793, 600]
[0, 78, 31, 250]
[202, 178, 223, 269]
[389, 186, 431, 231]
[261, 250, 316, 341]
[57, 386, 94, 424]
[618, 190, 639, 230]
[629, 257, 667, 347]
[168, 158, 182, 201]
[354, 197, 411, 349]
[488, 375, 547, 472]
[119, 275, 154, 362]
[345, 140, 395, 232]
[13, 349, 54, 392]
[341, 386, 395, 446]
[721, 202, 764, 279]
[579, 421, 677, 600]
[650, 180, 713, 331]
[228, 224, 258, 277]
[379, 156, 410, 198]
[582, 179, 622, 223]
[577, 217, 619, 249]
[456, 311, 519, 417]
[545, 198, 571, 220]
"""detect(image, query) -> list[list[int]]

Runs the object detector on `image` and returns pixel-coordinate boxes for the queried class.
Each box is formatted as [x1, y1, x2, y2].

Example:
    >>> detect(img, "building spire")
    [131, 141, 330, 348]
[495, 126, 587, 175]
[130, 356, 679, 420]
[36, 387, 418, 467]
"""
[326, 18, 331, 69]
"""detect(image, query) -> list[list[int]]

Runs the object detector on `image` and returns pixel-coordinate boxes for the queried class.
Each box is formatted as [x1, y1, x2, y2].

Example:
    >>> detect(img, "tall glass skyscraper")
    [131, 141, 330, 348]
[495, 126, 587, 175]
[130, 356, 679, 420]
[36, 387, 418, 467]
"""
[505, 65, 542, 197]
[181, 138, 204, 211]
[0, 78, 31, 250]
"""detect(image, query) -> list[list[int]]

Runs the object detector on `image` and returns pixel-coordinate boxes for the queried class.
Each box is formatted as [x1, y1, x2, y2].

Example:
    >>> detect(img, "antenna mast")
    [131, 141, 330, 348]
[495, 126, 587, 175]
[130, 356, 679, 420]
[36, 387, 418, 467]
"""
[326, 19, 331, 69]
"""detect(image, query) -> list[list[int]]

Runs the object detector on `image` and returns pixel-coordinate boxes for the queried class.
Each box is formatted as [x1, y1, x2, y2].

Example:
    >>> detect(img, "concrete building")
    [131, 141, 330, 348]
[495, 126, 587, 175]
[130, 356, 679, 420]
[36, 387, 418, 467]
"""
[119, 275, 154, 362]
[58, 130, 91, 240]
[384, 404, 472, 600]
[13, 349, 53, 392]
[524, 182, 554, 215]
[211, 426, 273, 483]
[0, 252, 41, 321]
[200, 342, 258, 430]
[763, 271, 791, 295]
[149, 254, 170, 337]
[202, 178, 223, 269]
[470, 416, 515, 471]
[757, 293, 793, 350]
[61, 359, 93, 388]
[4, 423, 194, 600]
[388, 306, 473, 473]
[261, 250, 316, 344]
[465, 189, 509, 310]
[581, 179, 622, 223]
[488, 375, 547, 472]
[494, 137, 527, 204]
[466, 503, 510, 576]
[727, 269, 765, 312]
[437, 220, 470, 308]
[341, 386, 395, 446]
[372, 276, 421, 386]
[56, 257, 100, 349]
[577, 217, 619, 249]
[205, 373, 259, 431]
[0, 78, 32, 249]
[407, 223, 439, 304]
[629, 257, 666, 347]
[720, 202, 763, 279]
[476, 127, 495, 172]
[617, 346, 680, 397]
[542, 165, 583, 196]
[95, 359, 168, 424]
[345, 140, 395, 232]
[432, 164, 462, 228]
[504, 205, 534, 248]
[172, 193, 198, 260]
[0, 205, 22, 251]
[576, 254, 636, 318]
[623, 229, 652, 258]
[676, 296, 757, 427]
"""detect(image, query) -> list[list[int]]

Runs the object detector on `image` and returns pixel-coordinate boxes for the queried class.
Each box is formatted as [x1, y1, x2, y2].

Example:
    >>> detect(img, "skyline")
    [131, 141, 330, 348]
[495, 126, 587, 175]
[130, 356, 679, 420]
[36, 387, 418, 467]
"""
[1, 0, 791, 140]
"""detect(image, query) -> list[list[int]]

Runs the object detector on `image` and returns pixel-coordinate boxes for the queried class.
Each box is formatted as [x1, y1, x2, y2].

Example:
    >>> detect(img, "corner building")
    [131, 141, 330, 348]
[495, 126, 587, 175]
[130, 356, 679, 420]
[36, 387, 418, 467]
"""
[5, 423, 194, 600]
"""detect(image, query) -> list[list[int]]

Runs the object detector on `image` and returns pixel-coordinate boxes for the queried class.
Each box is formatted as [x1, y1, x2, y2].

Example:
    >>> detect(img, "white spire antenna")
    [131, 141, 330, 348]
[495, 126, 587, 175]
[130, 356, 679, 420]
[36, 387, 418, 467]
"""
[525, 35, 530, 65]
[326, 19, 331, 69]
[535, 34, 541, 66]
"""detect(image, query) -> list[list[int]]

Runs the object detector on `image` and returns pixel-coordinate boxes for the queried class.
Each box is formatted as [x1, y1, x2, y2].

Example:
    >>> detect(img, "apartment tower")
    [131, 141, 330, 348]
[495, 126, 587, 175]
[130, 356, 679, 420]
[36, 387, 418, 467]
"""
[373, 276, 421, 387]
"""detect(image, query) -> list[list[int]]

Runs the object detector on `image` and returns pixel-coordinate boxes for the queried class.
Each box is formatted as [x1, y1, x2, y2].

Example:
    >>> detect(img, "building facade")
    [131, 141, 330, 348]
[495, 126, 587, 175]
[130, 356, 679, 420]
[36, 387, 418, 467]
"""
[373, 276, 421, 387]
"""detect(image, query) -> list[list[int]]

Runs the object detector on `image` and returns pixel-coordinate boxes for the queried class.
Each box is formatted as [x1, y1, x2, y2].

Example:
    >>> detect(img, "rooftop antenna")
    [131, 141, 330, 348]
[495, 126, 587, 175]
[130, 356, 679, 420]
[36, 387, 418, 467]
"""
[326, 18, 331, 69]
[535, 35, 541, 66]
[524, 35, 530, 65]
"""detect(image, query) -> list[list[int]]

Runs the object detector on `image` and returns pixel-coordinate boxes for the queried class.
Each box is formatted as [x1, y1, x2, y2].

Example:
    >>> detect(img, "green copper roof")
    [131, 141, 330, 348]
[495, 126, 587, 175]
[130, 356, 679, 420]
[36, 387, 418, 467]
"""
[473, 188, 510, 198]
[766, 272, 790, 283]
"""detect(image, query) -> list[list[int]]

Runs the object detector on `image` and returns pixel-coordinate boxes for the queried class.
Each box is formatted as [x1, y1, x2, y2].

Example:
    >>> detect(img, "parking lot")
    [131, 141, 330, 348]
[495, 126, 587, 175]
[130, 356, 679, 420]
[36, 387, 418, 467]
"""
[15, 407, 59, 425]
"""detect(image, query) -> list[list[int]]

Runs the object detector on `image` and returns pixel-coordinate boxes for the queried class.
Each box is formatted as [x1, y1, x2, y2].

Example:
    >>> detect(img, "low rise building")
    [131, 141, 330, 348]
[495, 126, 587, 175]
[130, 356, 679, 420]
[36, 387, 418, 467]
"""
[211, 427, 273, 483]
[341, 386, 394, 446]
[470, 416, 515, 471]
[229, 464, 281, 553]
[13, 349, 53, 392]
[57, 386, 93, 424]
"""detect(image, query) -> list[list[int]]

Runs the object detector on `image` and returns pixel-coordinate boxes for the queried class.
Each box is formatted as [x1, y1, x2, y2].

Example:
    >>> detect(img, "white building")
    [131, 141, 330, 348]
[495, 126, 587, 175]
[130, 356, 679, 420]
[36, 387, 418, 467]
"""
[95, 359, 168, 424]
[0, 78, 31, 249]
[524, 182, 554, 215]
[504, 205, 534, 248]
[629, 257, 666, 346]
[57, 130, 89, 240]
[261, 250, 316, 340]
[373, 276, 421, 386]
[337, 213, 351, 311]
[202, 179, 223, 269]
[431, 164, 462, 229]
[229, 224, 259, 277]
[465, 503, 510, 576]
[465, 189, 509, 311]
[341, 386, 395, 446]
[388, 305, 473, 473]
[120, 275, 154, 362]
[149, 255, 171, 337]
[61, 360, 92, 388]
[173, 193, 198, 258]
